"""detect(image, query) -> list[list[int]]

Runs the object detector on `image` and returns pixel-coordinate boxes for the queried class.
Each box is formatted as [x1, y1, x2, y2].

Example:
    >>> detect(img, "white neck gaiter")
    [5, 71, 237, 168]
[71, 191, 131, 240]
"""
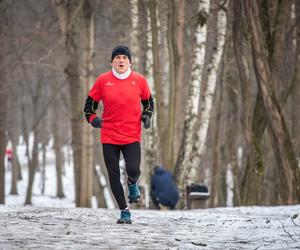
[112, 67, 131, 80]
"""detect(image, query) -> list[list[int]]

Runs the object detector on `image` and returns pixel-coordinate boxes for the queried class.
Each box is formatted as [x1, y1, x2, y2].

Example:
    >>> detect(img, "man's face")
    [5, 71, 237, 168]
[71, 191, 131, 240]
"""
[111, 55, 131, 74]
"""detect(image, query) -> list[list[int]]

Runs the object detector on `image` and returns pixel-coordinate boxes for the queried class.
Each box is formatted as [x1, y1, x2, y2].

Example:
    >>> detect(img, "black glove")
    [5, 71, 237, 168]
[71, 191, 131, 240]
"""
[141, 114, 151, 129]
[91, 117, 102, 128]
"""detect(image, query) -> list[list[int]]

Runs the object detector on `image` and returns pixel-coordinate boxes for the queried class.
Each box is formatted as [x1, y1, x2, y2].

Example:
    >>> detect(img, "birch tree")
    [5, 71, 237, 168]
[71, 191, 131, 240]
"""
[175, 1, 227, 207]
[189, 2, 227, 192]
[174, 0, 210, 206]
[191, 4, 227, 176]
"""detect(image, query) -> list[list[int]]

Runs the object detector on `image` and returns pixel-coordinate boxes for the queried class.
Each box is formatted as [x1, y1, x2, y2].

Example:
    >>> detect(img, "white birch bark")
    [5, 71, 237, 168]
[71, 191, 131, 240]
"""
[189, 6, 228, 181]
[175, 0, 210, 196]
[130, 0, 140, 71]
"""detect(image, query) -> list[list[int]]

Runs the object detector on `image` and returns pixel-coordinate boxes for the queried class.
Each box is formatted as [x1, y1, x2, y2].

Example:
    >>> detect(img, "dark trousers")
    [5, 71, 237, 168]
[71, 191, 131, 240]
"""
[102, 142, 141, 210]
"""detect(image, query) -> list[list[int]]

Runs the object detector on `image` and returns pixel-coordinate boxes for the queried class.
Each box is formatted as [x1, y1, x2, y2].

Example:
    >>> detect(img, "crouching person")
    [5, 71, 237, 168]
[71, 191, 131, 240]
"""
[151, 166, 179, 210]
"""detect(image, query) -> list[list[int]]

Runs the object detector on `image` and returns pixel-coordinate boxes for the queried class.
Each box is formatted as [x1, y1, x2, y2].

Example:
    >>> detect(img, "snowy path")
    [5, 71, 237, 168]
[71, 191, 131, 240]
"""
[0, 205, 299, 249]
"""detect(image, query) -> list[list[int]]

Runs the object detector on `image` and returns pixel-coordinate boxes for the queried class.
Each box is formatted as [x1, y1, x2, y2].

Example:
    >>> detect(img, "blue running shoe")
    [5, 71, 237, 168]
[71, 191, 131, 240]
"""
[128, 183, 140, 203]
[117, 209, 132, 224]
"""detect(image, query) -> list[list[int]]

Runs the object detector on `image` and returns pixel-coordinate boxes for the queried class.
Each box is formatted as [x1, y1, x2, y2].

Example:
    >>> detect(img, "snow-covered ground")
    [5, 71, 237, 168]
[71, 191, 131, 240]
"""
[0, 205, 299, 249]
[5, 139, 76, 208]
[1, 138, 300, 249]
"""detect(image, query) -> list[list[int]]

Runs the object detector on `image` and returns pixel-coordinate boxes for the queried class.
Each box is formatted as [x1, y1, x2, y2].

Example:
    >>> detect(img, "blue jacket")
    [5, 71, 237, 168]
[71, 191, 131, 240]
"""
[151, 166, 179, 209]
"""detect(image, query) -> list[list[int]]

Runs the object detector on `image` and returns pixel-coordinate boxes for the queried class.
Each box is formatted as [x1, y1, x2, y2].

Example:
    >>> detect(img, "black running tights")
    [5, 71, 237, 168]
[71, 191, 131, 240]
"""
[102, 142, 141, 210]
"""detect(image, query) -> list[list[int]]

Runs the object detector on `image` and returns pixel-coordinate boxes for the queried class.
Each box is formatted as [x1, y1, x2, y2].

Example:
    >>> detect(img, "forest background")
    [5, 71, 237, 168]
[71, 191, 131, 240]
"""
[0, 0, 299, 209]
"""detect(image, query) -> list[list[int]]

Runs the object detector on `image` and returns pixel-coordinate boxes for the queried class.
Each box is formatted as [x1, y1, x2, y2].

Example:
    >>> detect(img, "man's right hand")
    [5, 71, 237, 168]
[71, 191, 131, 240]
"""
[141, 114, 151, 129]
[91, 117, 102, 128]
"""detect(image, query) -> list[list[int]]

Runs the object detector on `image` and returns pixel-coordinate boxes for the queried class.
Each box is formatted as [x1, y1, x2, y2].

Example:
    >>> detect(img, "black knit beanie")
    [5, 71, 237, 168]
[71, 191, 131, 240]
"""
[111, 45, 131, 62]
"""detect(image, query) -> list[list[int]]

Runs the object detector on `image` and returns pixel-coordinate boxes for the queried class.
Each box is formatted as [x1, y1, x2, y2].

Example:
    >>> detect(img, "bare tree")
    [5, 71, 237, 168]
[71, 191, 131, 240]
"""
[174, 0, 186, 164]
[149, 0, 164, 165]
[291, 0, 300, 159]
[24, 75, 43, 205]
[165, 0, 186, 170]
[0, 0, 8, 204]
[233, 0, 260, 205]
[244, 0, 300, 204]
[52, 80, 65, 198]
[166, 0, 177, 170]
[54, 0, 95, 207]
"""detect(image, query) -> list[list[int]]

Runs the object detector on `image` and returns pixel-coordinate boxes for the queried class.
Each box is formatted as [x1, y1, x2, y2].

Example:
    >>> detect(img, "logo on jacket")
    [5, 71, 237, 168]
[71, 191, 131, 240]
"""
[131, 81, 136, 85]
[105, 82, 114, 86]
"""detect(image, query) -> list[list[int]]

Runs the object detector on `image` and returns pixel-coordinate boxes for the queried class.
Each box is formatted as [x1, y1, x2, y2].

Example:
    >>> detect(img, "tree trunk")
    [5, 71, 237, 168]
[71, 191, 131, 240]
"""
[236, 0, 297, 205]
[149, 0, 165, 165]
[53, 86, 65, 198]
[93, 166, 107, 208]
[10, 140, 18, 194]
[271, 0, 293, 85]
[244, 0, 300, 204]
[21, 96, 30, 161]
[40, 144, 46, 194]
[233, 0, 264, 205]
[209, 62, 224, 208]
[79, 0, 94, 207]
[55, 0, 95, 207]
[0, 0, 7, 204]
[174, 0, 186, 166]
[24, 131, 40, 205]
[8, 78, 20, 194]
[166, 0, 177, 170]
[291, 0, 300, 157]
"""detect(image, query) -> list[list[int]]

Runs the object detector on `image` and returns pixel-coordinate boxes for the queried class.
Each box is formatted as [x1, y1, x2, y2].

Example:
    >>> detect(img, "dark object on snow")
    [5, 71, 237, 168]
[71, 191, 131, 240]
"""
[151, 166, 179, 209]
[186, 183, 210, 209]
